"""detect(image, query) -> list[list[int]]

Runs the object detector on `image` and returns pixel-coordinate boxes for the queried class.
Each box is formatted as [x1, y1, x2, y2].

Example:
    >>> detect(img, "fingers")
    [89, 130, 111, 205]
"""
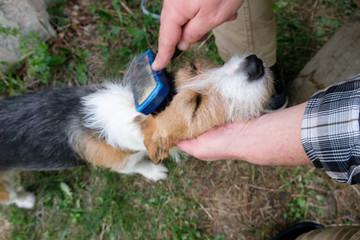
[177, 125, 233, 161]
[227, 12, 238, 21]
[153, 0, 244, 71]
[179, 0, 242, 46]
[152, 1, 192, 71]
[177, 122, 249, 161]
[152, 27, 180, 71]
[177, 137, 214, 161]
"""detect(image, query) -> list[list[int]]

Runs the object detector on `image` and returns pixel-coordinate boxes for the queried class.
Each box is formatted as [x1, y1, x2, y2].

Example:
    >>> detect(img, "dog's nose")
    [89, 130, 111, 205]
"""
[245, 54, 264, 81]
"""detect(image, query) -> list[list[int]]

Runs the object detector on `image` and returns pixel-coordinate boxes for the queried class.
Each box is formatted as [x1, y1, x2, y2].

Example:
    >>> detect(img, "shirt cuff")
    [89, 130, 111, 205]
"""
[301, 74, 360, 184]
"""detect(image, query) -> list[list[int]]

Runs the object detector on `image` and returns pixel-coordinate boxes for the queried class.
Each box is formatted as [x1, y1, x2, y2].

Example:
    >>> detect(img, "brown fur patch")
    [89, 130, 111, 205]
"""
[0, 173, 10, 204]
[71, 130, 134, 172]
[174, 61, 217, 88]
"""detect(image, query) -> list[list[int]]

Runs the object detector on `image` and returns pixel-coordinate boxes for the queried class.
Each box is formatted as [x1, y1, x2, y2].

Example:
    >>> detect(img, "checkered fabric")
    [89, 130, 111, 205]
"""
[302, 74, 360, 184]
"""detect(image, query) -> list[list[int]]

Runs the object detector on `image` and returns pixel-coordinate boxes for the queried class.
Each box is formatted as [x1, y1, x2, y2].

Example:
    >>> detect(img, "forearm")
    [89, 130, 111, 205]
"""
[177, 102, 311, 165]
[231, 102, 311, 165]
[178, 74, 360, 184]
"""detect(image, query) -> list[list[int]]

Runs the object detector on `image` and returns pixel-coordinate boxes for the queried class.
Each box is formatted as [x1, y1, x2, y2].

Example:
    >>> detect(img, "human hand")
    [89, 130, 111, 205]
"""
[177, 122, 246, 161]
[152, 0, 243, 71]
[177, 103, 312, 166]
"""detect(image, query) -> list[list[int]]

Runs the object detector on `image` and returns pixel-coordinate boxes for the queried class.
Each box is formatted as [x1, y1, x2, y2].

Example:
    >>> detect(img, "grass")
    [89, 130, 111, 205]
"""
[0, 0, 359, 239]
[6, 164, 209, 239]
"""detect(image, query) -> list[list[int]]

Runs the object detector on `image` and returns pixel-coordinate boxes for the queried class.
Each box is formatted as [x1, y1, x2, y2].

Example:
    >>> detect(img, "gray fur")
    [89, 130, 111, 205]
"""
[0, 87, 97, 170]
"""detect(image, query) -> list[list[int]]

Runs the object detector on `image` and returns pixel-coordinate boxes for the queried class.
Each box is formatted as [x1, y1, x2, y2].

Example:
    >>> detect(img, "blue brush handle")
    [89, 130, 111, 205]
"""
[135, 50, 169, 115]
[134, 49, 182, 115]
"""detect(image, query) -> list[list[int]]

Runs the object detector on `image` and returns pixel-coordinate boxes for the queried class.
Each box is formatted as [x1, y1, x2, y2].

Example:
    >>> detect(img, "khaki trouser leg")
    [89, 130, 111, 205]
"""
[213, 0, 276, 67]
[297, 226, 360, 240]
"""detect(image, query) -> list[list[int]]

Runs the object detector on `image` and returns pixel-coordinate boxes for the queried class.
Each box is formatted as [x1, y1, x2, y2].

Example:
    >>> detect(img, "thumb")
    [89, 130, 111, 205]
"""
[177, 138, 198, 153]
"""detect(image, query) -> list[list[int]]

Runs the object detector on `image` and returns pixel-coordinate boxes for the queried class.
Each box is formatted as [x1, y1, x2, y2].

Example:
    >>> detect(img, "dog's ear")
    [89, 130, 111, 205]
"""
[143, 116, 173, 165]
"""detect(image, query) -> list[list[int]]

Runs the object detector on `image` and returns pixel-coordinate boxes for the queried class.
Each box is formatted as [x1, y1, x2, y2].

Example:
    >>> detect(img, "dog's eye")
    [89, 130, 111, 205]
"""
[195, 94, 202, 107]
[191, 64, 197, 73]
[192, 94, 202, 118]
[195, 94, 202, 110]
[191, 94, 203, 118]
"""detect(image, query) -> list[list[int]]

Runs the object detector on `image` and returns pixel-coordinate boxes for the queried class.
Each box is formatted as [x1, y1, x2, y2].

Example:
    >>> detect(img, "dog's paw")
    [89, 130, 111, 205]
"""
[14, 191, 36, 209]
[147, 137, 171, 165]
[137, 161, 168, 182]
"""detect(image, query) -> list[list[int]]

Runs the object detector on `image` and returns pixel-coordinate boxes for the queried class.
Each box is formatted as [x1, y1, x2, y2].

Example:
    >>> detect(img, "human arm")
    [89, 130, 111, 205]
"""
[151, 0, 243, 71]
[177, 102, 311, 165]
[178, 74, 360, 184]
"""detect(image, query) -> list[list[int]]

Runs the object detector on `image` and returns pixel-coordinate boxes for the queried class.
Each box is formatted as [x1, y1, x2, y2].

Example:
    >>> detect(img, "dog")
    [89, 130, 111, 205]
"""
[0, 54, 273, 208]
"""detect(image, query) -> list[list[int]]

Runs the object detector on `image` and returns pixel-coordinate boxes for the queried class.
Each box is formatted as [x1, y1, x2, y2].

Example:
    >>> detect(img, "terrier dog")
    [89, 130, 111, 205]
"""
[0, 54, 273, 208]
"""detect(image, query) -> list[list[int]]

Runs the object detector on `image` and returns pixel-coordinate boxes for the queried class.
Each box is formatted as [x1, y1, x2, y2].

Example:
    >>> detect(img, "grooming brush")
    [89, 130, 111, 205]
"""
[131, 48, 181, 115]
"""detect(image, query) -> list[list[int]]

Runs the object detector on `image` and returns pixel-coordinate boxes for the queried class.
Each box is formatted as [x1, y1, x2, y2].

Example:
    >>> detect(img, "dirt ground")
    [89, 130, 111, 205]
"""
[180, 158, 360, 239]
[0, 213, 11, 240]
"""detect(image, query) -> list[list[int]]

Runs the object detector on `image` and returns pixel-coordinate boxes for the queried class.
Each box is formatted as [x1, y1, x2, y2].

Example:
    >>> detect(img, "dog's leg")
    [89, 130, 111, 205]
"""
[0, 171, 36, 209]
[143, 111, 194, 164]
[118, 151, 168, 182]
[143, 115, 176, 164]
[0, 172, 10, 205]
[74, 134, 168, 181]
[76, 134, 133, 170]
[143, 90, 221, 164]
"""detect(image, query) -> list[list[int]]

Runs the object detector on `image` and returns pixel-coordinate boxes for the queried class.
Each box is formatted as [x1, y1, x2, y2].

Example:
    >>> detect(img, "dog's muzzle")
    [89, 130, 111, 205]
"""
[245, 54, 265, 81]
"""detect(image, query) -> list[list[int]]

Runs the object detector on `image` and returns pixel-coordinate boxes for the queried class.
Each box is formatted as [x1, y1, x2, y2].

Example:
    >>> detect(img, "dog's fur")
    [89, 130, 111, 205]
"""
[0, 54, 273, 208]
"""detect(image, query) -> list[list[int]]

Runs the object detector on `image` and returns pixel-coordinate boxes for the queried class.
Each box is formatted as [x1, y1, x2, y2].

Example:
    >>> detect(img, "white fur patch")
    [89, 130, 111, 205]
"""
[118, 151, 168, 182]
[13, 192, 36, 209]
[179, 55, 272, 121]
[82, 83, 147, 151]
[2, 171, 36, 209]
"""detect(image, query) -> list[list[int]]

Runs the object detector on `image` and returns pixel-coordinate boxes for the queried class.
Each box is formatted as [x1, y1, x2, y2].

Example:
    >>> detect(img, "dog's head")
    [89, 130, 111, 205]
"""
[137, 54, 273, 164]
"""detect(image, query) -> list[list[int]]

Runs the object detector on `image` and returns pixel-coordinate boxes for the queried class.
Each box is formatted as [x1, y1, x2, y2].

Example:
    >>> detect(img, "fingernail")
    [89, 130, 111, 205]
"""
[198, 34, 208, 42]
[151, 60, 161, 71]
[177, 40, 191, 50]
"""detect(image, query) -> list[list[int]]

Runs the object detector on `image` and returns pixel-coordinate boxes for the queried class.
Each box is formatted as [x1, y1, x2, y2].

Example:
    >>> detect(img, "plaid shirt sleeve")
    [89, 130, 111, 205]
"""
[301, 74, 360, 184]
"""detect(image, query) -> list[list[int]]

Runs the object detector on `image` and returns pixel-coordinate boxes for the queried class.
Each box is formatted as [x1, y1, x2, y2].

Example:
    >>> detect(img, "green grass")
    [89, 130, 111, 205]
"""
[0, 0, 359, 239]
[0, 27, 88, 96]
[6, 162, 223, 239]
[274, 0, 357, 80]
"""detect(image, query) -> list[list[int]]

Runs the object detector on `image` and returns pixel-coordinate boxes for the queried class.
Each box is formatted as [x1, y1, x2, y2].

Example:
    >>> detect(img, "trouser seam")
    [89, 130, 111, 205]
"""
[243, 0, 254, 53]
